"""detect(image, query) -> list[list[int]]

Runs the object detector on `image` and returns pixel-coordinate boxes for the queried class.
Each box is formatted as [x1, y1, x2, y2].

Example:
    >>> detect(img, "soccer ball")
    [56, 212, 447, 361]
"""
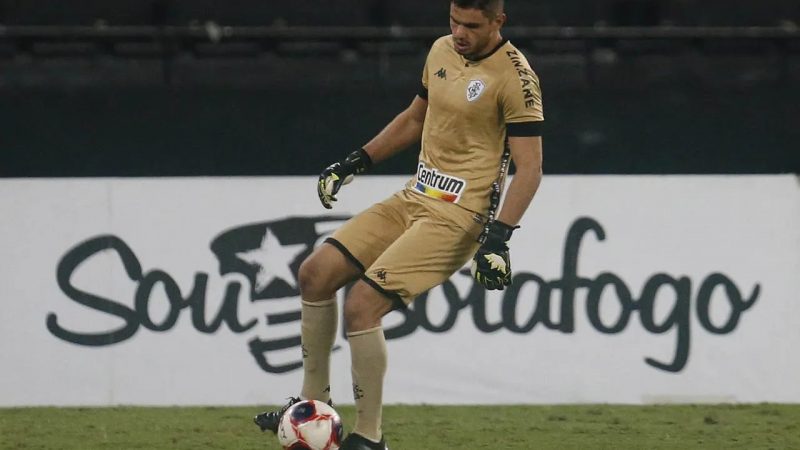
[277, 400, 343, 450]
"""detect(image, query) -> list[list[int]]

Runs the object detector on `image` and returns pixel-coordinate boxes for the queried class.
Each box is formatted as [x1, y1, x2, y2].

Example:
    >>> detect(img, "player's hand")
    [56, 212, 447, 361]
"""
[471, 220, 518, 290]
[317, 148, 372, 209]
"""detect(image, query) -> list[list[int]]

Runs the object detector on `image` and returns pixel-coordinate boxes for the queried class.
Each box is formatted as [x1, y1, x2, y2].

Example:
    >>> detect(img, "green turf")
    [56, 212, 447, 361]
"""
[1, 404, 798, 449]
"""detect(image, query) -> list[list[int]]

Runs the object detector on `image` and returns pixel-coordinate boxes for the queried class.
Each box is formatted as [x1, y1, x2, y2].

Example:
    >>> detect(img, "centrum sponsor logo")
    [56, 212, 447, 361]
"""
[414, 162, 466, 203]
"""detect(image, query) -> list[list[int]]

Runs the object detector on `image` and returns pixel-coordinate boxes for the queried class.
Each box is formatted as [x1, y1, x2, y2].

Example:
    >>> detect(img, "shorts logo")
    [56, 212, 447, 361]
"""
[466, 79, 485, 102]
[376, 269, 387, 284]
[414, 162, 466, 203]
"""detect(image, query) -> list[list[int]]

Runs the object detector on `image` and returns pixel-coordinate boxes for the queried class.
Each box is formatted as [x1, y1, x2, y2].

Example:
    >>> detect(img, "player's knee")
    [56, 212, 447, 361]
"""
[343, 281, 391, 332]
[343, 298, 373, 333]
[297, 256, 330, 301]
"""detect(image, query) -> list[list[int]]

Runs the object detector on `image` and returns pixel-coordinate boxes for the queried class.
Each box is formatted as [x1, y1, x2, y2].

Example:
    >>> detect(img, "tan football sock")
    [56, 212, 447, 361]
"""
[347, 326, 387, 443]
[300, 297, 338, 403]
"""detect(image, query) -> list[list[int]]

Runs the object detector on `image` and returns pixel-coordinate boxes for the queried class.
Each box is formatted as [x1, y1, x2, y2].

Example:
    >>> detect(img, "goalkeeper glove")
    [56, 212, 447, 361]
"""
[471, 220, 518, 290]
[317, 148, 372, 209]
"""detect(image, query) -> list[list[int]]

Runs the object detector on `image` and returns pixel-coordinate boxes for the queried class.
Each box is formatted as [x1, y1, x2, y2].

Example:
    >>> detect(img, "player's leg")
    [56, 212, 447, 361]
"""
[341, 280, 394, 447]
[255, 193, 410, 435]
[341, 192, 482, 449]
[253, 243, 360, 433]
[296, 243, 361, 403]
[298, 192, 409, 405]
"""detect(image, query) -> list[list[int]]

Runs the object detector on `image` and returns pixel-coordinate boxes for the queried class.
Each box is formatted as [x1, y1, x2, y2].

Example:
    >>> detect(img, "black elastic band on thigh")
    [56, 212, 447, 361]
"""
[324, 237, 365, 272]
[360, 274, 408, 311]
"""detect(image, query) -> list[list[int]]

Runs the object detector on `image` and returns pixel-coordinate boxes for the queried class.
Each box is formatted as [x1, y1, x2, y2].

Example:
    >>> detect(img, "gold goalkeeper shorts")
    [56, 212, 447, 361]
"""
[326, 188, 483, 307]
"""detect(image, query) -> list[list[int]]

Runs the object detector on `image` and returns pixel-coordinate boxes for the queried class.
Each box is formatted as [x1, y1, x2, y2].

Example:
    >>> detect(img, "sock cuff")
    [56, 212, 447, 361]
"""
[302, 297, 336, 307]
[346, 326, 383, 338]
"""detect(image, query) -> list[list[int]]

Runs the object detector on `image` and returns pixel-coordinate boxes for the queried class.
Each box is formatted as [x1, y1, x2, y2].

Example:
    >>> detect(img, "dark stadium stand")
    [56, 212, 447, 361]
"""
[0, 0, 797, 26]
[0, 1, 797, 177]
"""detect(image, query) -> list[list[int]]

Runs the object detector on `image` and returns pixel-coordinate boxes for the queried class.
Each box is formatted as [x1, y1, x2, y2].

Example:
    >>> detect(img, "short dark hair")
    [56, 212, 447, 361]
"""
[452, 0, 504, 19]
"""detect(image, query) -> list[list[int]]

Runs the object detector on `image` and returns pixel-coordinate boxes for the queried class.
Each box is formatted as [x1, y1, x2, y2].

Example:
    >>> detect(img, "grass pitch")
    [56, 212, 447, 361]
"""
[1, 404, 798, 449]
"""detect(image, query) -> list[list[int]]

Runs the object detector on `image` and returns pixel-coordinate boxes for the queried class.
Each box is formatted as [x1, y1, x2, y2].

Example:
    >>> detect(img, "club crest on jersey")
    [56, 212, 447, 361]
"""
[414, 162, 466, 203]
[466, 79, 486, 102]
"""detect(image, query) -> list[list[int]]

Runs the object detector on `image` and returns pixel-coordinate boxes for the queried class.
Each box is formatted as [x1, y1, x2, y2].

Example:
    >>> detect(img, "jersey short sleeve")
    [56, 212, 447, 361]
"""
[419, 48, 430, 99]
[422, 54, 429, 90]
[500, 50, 544, 136]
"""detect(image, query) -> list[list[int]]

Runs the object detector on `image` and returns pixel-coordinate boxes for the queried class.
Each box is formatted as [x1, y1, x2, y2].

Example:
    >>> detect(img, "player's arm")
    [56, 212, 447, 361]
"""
[472, 52, 544, 289]
[471, 133, 542, 290]
[362, 95, 428, 164]
[496, 135, 543, 226]
[316, 95, 428, 209]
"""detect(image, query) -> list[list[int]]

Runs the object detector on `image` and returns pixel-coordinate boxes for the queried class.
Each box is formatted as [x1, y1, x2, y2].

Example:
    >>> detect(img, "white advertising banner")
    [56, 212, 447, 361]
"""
[0, 175, 798, 406]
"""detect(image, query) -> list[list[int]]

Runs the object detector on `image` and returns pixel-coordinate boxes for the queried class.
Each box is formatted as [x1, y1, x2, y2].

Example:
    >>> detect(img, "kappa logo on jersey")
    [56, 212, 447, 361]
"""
[414, 162, 466, 203]
[466, 79, 486, 102]
[435, 67, 447, 79]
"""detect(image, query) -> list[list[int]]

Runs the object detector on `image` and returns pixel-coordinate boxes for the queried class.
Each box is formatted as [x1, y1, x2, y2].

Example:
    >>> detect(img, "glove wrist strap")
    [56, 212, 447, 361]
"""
[483, 220, 519, 249]
[343, 148, 372, 175]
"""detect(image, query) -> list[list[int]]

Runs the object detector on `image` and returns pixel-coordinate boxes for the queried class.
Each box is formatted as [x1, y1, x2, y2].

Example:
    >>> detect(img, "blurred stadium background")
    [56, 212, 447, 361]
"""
[1, 2, 799, 449]
[0, 0, 797, 176]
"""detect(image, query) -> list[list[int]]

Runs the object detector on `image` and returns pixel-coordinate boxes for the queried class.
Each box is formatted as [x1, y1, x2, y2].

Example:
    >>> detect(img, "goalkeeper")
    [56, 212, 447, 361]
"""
[255, 1, 543, 448]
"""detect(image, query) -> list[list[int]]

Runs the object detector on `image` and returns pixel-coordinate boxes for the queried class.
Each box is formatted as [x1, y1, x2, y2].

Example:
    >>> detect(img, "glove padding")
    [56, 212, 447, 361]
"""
[471, 220, 518, 290]
[317, 148, 372, 209]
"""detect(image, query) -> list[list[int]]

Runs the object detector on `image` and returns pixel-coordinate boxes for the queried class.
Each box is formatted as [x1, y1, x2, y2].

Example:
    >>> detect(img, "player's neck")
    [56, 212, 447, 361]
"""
[465, 33, 504, 61]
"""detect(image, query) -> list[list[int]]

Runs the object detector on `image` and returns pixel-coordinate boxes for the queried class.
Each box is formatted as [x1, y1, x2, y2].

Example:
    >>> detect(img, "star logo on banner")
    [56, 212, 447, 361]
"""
[236, 228, 306, 293]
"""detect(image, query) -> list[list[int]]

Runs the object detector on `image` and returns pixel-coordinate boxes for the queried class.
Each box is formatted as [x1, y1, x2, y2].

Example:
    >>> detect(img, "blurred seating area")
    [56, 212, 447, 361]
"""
[0, 1, 796, 93]
[0, 2, 797, 177]
[0, 0, 797, 27]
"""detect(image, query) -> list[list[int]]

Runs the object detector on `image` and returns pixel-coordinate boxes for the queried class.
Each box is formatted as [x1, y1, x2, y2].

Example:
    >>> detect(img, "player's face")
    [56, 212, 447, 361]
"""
[449, 3, 505, 59]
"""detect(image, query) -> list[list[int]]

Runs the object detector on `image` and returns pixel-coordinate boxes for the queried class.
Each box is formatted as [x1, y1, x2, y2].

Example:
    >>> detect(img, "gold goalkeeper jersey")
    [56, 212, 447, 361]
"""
[406, 35, 544, 216]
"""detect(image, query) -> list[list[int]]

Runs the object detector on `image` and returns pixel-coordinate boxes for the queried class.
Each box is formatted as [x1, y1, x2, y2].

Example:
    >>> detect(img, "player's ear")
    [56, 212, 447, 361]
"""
[493, 12, 507, 29]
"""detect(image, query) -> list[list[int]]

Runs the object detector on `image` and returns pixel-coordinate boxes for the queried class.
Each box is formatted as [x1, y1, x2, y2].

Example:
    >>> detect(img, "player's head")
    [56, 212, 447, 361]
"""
[450, 0, 506, 59]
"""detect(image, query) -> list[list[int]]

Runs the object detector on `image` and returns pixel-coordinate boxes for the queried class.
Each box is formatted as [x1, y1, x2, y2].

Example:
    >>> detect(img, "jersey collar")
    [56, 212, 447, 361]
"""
[462, 38, 509, 64]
